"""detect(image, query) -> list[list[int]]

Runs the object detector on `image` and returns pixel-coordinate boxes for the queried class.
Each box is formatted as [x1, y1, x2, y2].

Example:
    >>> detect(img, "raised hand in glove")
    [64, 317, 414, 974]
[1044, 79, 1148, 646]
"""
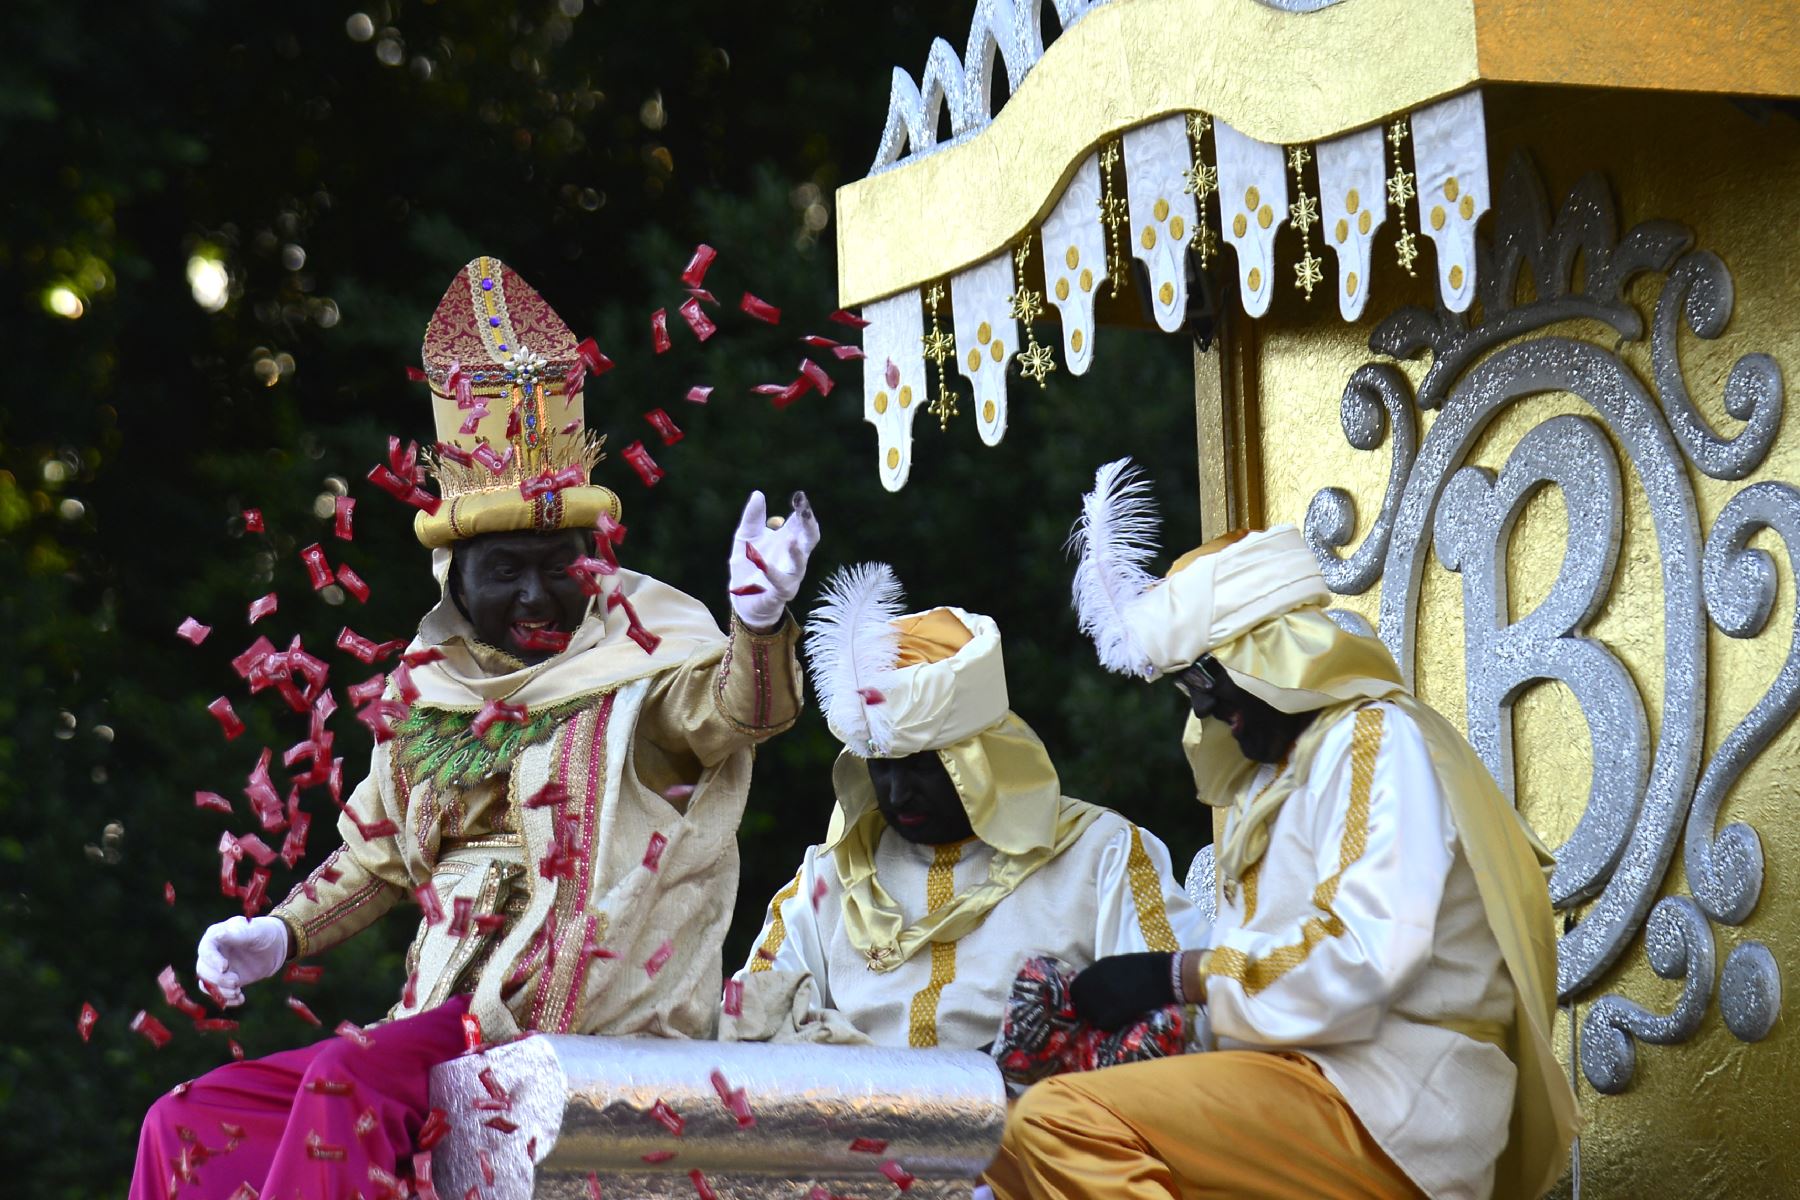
[195, 915, 290, 1008]
[1069, 952, 1178, 1031]
[728, 489, 819, 632]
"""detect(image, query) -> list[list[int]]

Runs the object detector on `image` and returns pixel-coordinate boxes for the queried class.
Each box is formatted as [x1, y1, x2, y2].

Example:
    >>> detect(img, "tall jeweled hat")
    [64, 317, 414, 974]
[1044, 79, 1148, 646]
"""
[414, 255, 621, 549]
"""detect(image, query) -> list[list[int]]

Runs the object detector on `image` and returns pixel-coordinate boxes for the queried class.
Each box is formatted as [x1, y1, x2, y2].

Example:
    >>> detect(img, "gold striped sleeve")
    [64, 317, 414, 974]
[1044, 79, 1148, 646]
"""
[748, 870, 804, 973]
[1202, 706, 1385, 997]
[1124, 826, 1180, 953]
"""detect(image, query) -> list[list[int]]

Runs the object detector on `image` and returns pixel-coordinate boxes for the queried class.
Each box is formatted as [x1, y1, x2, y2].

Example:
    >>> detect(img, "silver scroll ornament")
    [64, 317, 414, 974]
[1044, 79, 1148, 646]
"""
[1304, 153, 1787, 1093]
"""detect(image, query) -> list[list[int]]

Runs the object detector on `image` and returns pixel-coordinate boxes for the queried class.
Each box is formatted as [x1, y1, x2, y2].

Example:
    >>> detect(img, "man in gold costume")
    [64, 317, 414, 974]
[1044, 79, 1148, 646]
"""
[132, 258, 818, 1200]
[983, 460, 1577, 1200]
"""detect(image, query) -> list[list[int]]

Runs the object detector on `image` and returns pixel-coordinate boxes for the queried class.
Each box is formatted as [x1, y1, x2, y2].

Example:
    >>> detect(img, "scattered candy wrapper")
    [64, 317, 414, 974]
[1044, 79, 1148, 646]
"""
[207, 697, 245, 741]
[78, 1002, 99, 1042]
[606, 590, 662, 654]
[177, 617, 212, 646]
[355, 1108, 379, 1138]
[661, 783, 696, 803]
[479, 1149, 497, 1187]
[798, 357, 835, 396]
[576, 337, 615, 378]
[689, 1170, 719, 1200]
[680, 244, 717, 288]
[651, 308, 672, 354]
[286, 996, 323, 1027]
[621, 440, 665, 488]
[337, 564, 370, 603]
[879, 1160, 916, 1191]
[348, 674, 387, 707]
[435, 440, 475, 467]
[739, 292, 781, 324]
[641, 1150, 678, 1165]
[336, 1020, 375, 1049]
[195, 791, 233, 815]
[642, 831, 669, 871]
[301, 544, 334, 591]
[721, 978, 743, 1018]
[285, 963, 324, 985]
[416, 883, 445, 926]
[517, 628, 572, 654]
[885, 359, 901, 389]
[304, 1078, 354, 1096]
[685, 287, 716, 305]
[526, 782, 571, 809]
[472, 699, 528, 737]
[643, 939, 675, 979]
[248, 593, 279, 625]
[448, 896, 473, 938]
[812, 876, 829, 910]
[403, 647, 446, 668]
[483, 1116, 519, 1134]
[828, 308, 870, 329]
[414, 1150, 443, 1200]
[587, 1171, 603, 1200]
[849, 1138, 889, 1155]
[832, 344, 866, 361]
[232, 635, 277, 679]
[243, 508, 266, 534]
[337, 627, 405, 665]
[684, 385, 713, 405]
[462, 1011, 484, 1053]
[644, 408, 684, 446]
[417, 1109, 451, 1150]
[677, 297, 717, 343]
[131, 1010, 173, 1049]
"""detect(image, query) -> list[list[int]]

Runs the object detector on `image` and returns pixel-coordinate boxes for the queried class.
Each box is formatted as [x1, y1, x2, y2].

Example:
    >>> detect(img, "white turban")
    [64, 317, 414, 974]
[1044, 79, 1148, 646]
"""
[1070, 458, 1331, 680]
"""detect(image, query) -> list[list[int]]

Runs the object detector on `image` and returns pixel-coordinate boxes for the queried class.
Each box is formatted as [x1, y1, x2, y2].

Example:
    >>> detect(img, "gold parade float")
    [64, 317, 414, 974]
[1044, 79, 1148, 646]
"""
[831, 0, 1800, 1194]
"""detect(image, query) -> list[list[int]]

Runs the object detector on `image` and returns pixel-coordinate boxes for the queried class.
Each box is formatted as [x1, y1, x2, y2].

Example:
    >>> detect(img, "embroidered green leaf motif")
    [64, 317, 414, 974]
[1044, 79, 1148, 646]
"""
[393, 697, 590, 793]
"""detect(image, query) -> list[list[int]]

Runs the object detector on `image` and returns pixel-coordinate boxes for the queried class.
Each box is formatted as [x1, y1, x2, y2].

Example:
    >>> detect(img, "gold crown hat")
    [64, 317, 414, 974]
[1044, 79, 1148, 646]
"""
[413, 255, 621, 549]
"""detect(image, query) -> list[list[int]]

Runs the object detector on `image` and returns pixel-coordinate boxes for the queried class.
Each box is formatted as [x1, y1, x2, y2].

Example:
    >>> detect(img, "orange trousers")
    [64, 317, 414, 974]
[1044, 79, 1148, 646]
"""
[985, 1051, 1426, 1200]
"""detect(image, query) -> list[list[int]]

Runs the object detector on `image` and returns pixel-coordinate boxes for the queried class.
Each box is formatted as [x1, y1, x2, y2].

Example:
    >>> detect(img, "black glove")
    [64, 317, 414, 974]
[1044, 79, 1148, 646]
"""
[1069, 952, 1177, 1031]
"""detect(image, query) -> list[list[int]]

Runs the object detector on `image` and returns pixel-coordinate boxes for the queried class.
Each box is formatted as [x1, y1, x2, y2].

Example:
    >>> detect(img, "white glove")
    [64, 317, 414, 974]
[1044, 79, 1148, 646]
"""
[195, 915, 290, 1008]
[728, 490, 820, 631]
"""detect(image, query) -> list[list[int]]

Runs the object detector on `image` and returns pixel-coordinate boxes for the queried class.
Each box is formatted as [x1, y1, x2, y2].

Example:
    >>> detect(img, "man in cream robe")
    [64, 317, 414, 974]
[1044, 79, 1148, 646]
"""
[722, 564, 1204, 1053]
[985, 461, 1578, 1200]
[131, 258, 819, 1200]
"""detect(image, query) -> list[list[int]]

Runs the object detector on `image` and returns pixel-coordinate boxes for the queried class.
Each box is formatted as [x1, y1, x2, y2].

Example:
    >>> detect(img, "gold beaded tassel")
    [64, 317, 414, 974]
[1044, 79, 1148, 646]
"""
[1287, 145, 1322, 299]
[1182, 113, 1219, 268]
[921, 282, 959, 430]
[1097, 139, 1130, 299]
[1386, 117, 1420, 277]
[1010, 234, 1056, 387]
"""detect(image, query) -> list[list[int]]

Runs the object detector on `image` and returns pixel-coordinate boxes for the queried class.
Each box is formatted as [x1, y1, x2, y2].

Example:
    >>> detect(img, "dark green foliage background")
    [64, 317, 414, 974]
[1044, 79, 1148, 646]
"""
[1, 3, 1204, 1192]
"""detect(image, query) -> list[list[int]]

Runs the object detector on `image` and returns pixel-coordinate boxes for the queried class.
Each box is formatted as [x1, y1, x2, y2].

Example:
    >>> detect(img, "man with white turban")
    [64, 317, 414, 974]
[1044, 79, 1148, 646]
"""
[721, 563, 1205, 1055]
[986, 460, 1577, 1200]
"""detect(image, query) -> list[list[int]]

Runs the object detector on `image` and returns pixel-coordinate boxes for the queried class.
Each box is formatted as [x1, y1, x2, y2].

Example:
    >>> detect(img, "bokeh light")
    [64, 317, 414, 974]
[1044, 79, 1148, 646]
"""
[186, 253, 230, 312]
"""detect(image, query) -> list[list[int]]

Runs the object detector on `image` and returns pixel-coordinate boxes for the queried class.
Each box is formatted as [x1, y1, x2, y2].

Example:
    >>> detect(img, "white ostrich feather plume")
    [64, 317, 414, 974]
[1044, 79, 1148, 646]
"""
[1068, 456, 1162, 678]
[804, 562, 905, 756]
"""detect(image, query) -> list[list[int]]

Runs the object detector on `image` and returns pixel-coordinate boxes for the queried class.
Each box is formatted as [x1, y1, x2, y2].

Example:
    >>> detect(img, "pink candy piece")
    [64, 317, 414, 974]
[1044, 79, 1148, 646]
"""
[164, 881, 177, 906]
[78, 1002, 99, 1042]
[677, 297, 716, 343]
[801, 334, 839, 348]
[435, 440, 474, 467]
[828, 308, 870, 329]
[739, 292, 781, 324]
[849, 1138, 889, 1155]
[402, 647, 446, 667]
[621, 441, 665, 488]
[300, 544, 334, 591]
[643, 939, 674, 979]
[798, 357, 835, 396]
[195, 791, 233, 815]
[831, 344, 866, 361]
[680, 244, 717, 288]
[641, 1150, 677, 1165]
[285, 963, 323, 984]
[472, 699, 528, 737]
[177, 617, 212, 645]
[587, 1171, 603, 1199]
[334, 496, 356, 541]
[286, 996, 323, 1027]
[812, 876, 829, 910]
[248, 593, 279, 625]
[243, 508, 265, 533]
[647, 1099, 685, 1137]
[576, 337, 615, 377]
[517, 628, 572, 654]
[651, 308, 672, 354]
[232, 635, 277, 679]
[606, 590, 662, 655]
[335, 1020, 375, 1049]
[448, 896, 473, 938]
[885, 359, 901, 389]
[130, 1010, 173, 1049]
[721, 978, 743, 1018]
[642, 831, 669, 871]
[644, 408, 684, 446]
[879, 1160, 916, 1191]
[207, 697, 245, 741]
[688, 1169, 718, 1200]
[415, 884, 445, 926]
[337, 627, 405, 665]
[337, 563, 370, 603]
[684, 386, 713, 405]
